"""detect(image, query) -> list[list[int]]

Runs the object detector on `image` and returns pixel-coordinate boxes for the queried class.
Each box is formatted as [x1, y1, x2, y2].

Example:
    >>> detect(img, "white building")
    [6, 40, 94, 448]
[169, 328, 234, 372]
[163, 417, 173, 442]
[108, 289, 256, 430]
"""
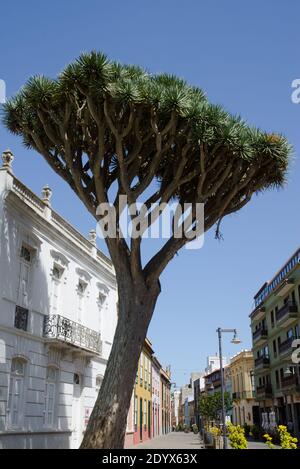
[0, 150, 118, 448]
[172, 390, 181, 426]
[205, 354, 227, 375]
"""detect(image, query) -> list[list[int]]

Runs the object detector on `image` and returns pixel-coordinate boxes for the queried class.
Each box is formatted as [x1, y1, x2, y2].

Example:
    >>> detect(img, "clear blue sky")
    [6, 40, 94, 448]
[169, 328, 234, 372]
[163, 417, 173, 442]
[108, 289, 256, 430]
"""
[1, 0, 300, 387]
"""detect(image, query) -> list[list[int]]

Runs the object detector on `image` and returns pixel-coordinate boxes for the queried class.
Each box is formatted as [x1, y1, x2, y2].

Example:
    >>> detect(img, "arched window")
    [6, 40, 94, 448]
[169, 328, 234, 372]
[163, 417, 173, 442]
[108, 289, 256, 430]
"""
[7, 357, 27, 428]
[44, 366, 58, 427]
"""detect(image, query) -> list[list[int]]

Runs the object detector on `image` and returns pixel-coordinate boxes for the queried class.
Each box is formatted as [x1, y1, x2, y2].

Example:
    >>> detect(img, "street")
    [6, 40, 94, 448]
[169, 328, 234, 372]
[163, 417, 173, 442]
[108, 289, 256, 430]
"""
[127, 432, 205, 449]
[126, 433, 280, 449]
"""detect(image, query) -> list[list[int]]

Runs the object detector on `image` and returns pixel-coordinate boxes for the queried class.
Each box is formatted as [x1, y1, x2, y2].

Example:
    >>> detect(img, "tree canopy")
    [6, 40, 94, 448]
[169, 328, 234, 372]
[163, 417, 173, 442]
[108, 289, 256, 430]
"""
[2, 52, 291, 263]
[199, 391, 232, 422]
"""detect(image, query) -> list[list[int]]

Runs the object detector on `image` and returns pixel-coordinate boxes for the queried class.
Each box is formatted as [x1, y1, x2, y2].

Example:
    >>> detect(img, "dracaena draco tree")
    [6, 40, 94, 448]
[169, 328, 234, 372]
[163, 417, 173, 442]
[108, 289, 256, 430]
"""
[2, 52, 291, 448]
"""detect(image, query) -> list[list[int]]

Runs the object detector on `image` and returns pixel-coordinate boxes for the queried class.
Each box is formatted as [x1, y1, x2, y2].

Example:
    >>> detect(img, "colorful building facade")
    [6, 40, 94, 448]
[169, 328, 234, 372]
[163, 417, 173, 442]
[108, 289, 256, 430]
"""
[229, 350, 259, 426]
[133, 339, 153, 444]
[250, 246, 300, 439]
[160, 367, 171, 434]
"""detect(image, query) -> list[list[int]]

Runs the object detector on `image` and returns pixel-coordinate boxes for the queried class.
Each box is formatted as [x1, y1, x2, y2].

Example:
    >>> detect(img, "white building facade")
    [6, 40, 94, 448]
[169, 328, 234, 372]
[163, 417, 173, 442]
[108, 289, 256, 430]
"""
[205, 355, 227, 374]
[0, 151, 118, 448]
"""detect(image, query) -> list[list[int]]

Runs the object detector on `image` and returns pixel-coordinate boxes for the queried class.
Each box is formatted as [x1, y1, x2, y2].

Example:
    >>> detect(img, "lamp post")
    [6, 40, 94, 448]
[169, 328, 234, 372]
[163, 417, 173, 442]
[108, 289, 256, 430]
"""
[217, 327, 241, 449]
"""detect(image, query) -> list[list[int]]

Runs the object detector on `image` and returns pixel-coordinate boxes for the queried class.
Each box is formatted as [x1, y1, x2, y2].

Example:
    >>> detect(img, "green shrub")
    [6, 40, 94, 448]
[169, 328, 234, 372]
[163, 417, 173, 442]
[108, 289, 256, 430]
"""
[243, 423, 251, 437]
[191, 423, 198, 434]
[250, 424, 260, 440]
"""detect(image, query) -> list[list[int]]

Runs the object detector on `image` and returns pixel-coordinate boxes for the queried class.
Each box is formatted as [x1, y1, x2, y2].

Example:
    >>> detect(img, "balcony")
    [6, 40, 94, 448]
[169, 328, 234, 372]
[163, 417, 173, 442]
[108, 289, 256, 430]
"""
[256, 383, 273, 400]
[278, 336, 298, 359]
[232, 391, 254, 400]
[43, 314, 102, 356]
[281, 375, 300, 392]
[281, 374, 300, 392]
[253, 326, 268, 345]
[276, 301, 298, 327]
[255, 355, 270, 369]
[250, 305, 266, 321]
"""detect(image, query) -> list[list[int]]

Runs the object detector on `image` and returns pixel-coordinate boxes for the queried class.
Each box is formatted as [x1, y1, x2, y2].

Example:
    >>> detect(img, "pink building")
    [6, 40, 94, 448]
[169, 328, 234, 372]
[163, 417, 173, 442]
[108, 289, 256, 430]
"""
[152, 356, 161, 438]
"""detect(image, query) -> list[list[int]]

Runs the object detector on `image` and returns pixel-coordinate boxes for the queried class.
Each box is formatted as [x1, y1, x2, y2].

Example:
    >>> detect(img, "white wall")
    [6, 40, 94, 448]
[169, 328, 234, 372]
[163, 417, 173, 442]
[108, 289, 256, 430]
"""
[0, 168, 118, 448]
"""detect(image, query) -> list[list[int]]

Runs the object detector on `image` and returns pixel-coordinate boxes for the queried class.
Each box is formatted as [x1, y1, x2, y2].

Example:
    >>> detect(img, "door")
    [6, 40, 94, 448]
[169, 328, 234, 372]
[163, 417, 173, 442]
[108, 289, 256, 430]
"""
[148, 401, 151, 438]
[72, 374, 82, 448]
[139, 398, 143, 441]
[8, 376, 23, 427]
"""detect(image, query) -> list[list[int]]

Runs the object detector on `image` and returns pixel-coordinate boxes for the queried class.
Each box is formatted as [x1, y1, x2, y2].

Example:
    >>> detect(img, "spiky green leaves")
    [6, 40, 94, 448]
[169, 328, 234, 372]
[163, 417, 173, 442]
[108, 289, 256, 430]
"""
[1, 50, 292, 218]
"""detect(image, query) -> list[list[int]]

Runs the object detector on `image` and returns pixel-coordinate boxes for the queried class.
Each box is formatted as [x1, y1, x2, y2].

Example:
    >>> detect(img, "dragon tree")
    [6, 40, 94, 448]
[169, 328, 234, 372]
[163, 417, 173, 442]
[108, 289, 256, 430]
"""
[2, 52, 291, 448]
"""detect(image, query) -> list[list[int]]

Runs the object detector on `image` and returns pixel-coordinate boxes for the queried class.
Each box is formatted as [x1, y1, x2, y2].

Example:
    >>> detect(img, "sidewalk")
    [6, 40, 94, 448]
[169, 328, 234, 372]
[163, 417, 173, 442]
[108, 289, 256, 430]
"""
[126, 431, 205, 449]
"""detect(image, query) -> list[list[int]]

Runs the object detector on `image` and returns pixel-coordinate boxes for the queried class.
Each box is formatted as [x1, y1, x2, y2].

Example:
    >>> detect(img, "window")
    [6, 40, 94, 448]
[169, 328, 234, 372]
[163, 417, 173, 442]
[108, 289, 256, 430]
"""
[96, 375, 103, 393]
[18, 244, 34, 308]
[273, 339, 277, 357]
[21, 246, 31, 263]
[140, 357, 143, 386]
[78, 280, 87, 295]
[134, 396, 138, 426]
[280, 368, 284, 382]
[275, 370, 280, 388]
[44, 366, 58, 427]
[144, 399, 147, 427]
[74, 373, 81, 385]
[77, 280, 87, 323]
[98, 292, 106, 306]
[287, 328, 294, 339]
[52, 266, 62, 280]
[7, 358, 26, 428]
[295, 324, 299, 338]
[51, 264, 63, 314]
[14, 306, 29, 331]
[144, 356, 147, 389]
[292, 290, 296, 304]
[270, 310, 274, 328]
[263, 345, 269, 357]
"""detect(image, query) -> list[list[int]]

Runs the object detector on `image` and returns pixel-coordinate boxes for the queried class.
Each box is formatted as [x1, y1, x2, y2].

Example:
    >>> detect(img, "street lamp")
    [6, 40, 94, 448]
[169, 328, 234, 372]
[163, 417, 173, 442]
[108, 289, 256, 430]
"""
[217, 327, 241, 449]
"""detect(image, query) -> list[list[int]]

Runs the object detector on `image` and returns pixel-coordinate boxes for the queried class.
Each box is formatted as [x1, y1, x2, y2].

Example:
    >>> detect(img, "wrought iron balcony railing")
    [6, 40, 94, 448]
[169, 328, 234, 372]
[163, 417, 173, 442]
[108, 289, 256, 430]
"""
[276, 300, 298, 324]
[43, 314, 102, 355]
[278, 335, 298, 356]
[256, 383, 272, 398]
[281, 374, 300, 390]
[253, 326, 268, 343]
[255, 355, 270, 368]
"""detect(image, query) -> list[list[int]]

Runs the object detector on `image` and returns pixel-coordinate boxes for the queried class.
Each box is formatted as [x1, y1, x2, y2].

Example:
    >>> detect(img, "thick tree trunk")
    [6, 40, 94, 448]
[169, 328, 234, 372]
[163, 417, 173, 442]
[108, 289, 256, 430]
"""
[80, 275, 160, 449]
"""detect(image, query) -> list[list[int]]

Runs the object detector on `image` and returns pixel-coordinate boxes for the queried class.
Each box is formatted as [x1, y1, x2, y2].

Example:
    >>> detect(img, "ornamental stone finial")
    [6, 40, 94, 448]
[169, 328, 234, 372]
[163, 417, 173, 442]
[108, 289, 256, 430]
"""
[42, 184, 52, 206]
[1, 149, 14, 171]
[89, 229, 97, 246]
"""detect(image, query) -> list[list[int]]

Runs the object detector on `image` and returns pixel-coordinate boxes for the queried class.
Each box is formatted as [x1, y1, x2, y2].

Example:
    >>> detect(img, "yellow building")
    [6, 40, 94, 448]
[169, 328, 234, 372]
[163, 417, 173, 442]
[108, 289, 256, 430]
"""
[230, 350, 259, 426]
[133, 339, 154, 444]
